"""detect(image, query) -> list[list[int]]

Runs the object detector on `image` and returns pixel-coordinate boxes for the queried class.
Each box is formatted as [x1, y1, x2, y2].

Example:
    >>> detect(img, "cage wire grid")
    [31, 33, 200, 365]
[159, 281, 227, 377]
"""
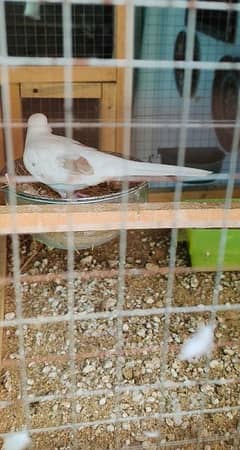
[0, 0, 239, 449]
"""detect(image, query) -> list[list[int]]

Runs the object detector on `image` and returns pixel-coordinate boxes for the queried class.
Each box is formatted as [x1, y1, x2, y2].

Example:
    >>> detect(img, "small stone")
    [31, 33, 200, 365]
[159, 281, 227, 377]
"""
[209, 359, 220, 369]
[42, 366, 51, 375]
[153, 316, 160, 323]
[99, 397, 106, 406]
[123, 367, 133, 380]
[76, 403, 81, 413]
[27, 379, 34, 386]
[190, 275, 199, 288]
[147, 396, 155, 403]
[132, 391, 143, 403]
[123, 323, 129, 332]
[108, 260, 118, 268]
[137, 328, 146, 338]
[146, 297, 154, 304]
[173, 415, 182, 425]
[224, 348, 234, 356]
[80, 255, 93, 266]
[35, 331, 43, 345]
[63, 402, 71, 409]
[5, 312, 15, 320]
[103, 360, 113, 369]
[102, 298, 116, 310]
[83, 364, 95, 374]
[145, 263, 158, 271]
[234, 280, 240, 291]
[107, 424, 114, 432]
[171, 368, 178, 378]
[49, 371, 57, 379]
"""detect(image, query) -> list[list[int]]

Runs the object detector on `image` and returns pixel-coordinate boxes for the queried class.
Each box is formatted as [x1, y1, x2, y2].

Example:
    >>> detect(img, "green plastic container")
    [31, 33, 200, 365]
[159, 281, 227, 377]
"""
[183, 228, 240, 269]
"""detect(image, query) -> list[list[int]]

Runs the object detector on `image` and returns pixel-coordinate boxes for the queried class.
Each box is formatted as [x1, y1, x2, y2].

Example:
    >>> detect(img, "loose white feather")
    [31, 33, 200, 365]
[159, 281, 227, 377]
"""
[179, 323, 215, 361]
[3, 431, 31, 450]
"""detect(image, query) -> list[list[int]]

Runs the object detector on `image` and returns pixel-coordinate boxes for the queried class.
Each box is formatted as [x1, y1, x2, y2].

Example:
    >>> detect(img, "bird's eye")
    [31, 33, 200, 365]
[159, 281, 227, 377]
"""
[32, 162, 36, 167]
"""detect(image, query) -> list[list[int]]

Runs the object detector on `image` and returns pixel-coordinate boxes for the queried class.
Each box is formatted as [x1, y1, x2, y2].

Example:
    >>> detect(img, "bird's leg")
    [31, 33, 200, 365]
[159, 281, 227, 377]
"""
[73, 190, 87, 198]
[60, 192, 68, 199]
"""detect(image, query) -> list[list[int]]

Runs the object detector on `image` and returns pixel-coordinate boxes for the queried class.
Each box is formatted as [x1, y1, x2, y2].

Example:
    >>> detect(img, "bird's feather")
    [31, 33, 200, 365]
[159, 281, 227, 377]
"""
[62, 156, 94, 175]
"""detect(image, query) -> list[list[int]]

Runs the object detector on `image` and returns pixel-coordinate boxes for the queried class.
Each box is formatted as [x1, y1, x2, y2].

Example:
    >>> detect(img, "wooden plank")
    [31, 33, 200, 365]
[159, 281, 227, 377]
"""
[0, 203, 240, 234]
[21, 82, 102, 99]
[0, 236, 7, 363]
[115, 5, 126, 154]
[99, 83, 116, 152]
[6, 67, 117, 84]
[148, 187, 240, 202]
[9, 84, 24, 161]
[0, 101, 5, 171]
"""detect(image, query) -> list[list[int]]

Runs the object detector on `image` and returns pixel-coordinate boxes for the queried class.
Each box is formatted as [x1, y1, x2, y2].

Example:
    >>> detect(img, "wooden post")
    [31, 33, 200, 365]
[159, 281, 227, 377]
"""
[9, 84, 24, 161]
[0, 102, 5, 170]
[100, 83, 116, 152]
[115, 5, 126, 154]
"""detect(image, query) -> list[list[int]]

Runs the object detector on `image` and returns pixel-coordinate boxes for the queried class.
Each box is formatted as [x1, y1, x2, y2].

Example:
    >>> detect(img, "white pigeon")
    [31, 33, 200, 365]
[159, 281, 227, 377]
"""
[179, 323, 215, 361]
[23, 113, 211, 198]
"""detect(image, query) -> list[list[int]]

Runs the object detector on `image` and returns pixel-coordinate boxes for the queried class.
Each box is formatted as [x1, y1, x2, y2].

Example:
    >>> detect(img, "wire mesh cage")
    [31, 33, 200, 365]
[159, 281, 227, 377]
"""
[0, 1, 240, 449]
[5, 2, 114, 58]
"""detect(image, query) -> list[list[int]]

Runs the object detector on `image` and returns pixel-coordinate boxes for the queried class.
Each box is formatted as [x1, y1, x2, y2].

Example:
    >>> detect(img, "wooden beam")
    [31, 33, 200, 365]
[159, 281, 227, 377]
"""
[5, 67, 117, 84]
[20, 82, 102, 99]
[148, 187, 240, 202]
[0, 203, 240, 234]
[0, 236, 7, 363]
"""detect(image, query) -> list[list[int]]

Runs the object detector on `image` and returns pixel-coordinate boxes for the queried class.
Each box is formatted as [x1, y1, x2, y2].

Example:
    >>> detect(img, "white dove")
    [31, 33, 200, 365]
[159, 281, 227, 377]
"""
[23, 113, 211, 198]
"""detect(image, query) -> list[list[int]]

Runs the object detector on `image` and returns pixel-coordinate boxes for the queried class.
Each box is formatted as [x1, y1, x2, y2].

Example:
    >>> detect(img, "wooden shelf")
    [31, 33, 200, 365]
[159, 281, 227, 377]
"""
[0, 202, 240, 235]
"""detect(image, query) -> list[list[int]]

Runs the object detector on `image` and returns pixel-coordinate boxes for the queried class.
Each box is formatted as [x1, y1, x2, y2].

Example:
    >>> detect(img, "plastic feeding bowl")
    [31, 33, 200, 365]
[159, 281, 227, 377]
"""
[1, 158, 147, 250]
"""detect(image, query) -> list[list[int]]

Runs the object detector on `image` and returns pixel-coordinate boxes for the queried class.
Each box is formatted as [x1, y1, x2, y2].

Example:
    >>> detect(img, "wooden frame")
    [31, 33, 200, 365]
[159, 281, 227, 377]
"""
[20, 81, 116, 153]
[0, 5, 128, 162]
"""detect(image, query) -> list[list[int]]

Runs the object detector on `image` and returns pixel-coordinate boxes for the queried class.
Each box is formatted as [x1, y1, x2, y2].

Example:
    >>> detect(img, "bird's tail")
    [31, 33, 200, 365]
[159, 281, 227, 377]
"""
[126, 160, 211, 178]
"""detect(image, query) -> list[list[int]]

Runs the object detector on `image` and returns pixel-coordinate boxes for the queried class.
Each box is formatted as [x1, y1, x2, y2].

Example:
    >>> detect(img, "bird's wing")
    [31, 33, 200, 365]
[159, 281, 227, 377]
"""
[33, 134, 96, 176]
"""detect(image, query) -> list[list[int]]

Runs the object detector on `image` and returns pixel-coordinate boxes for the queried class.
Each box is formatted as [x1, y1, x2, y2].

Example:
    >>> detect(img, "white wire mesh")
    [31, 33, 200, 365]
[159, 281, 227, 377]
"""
[0, 0, 239, 449]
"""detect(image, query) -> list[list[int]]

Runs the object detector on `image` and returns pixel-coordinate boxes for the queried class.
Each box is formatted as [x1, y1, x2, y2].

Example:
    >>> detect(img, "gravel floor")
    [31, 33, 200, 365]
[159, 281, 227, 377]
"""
[0, 230, 239, 449]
